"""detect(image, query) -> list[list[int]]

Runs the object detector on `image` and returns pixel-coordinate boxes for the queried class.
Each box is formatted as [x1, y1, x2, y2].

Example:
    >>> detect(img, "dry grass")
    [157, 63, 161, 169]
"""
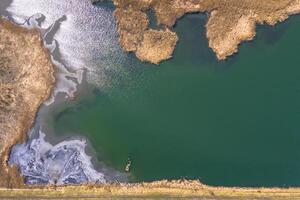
[0, 18, 55, 188]
[112, 0, 300, 62]
[1, 180, 300, 199]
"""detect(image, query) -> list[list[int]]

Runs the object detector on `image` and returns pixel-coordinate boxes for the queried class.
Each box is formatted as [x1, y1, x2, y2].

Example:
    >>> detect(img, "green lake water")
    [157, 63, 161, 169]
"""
[51, 14, 300, 187]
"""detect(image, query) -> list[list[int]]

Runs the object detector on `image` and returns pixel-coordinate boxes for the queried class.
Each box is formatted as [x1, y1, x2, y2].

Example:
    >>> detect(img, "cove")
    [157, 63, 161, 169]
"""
[51, 13, 300, 187]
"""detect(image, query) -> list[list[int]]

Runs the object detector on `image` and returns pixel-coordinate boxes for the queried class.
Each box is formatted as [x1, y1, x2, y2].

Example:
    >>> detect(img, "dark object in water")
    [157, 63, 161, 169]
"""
[125, 158, 132, 172]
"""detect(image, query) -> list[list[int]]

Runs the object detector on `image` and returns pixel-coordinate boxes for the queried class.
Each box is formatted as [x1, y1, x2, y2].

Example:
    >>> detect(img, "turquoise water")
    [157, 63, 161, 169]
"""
[52, 14, 300, 187]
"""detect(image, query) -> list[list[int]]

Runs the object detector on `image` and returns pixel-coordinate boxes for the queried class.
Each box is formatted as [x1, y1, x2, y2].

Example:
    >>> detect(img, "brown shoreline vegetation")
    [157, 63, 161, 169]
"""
[3, 180, 300, 199]
[0, 18, 55, 188]
[2, 2, 300, 199]
[111, 0, 300, 63]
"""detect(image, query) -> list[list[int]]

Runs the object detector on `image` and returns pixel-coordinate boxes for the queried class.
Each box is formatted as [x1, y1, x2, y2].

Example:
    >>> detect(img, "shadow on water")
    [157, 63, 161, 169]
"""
[256, 14, 300, 45]
[172, 13, 216, 66]
[93, 0, 115, 9]
[44, 15, 67, 44]
[46, 6, 300, 187]
[0, 0, 12, 17]
[146, 9, 166, 30]
[168, 13, 240, 69]
[166, 12, 300, 70]
[42, 15, 73, 71]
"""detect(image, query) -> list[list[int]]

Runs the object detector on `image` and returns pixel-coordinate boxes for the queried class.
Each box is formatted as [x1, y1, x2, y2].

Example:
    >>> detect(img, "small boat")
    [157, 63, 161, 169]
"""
[125, 158, 132, 172]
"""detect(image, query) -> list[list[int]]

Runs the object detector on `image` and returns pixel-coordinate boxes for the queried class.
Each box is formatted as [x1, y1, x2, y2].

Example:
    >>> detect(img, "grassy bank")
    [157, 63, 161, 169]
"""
[1, 181, 300, 199]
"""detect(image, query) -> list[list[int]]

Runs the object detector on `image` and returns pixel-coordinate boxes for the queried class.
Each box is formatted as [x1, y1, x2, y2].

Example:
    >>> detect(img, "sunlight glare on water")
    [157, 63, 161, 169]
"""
[7, 0, 129, 90]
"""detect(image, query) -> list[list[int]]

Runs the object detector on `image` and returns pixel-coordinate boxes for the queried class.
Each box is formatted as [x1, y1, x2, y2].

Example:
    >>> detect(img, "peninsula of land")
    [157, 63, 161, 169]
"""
[0, 18, 55, 188]
[110, 0, 300, 64]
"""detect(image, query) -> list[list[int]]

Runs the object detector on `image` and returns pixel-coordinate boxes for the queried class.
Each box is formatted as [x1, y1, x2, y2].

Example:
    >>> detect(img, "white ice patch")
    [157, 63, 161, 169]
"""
[9, 131, 107, 184]
[3, 0, 130, 185]
[5, 0, 129, 102]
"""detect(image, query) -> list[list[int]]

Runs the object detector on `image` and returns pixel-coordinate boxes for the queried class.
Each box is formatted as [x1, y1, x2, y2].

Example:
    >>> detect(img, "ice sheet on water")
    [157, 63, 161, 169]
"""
[9, 132, 107, 184]
[1, 0, 131, 105]
[3, 0, 130, 185]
